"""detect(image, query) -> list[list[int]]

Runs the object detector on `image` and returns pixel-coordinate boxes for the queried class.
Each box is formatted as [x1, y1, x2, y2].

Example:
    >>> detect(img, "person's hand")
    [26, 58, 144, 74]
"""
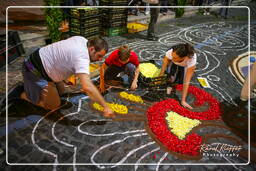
[130, 82, 138, 91]
[181, 100, 193, 110]
[103, 106, 115, 118]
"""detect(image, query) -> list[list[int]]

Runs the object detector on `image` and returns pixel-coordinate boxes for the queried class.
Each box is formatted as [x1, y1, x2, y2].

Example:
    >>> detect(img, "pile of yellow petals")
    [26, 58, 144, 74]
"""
[92, 102, 128, 114]
[119, 91, 144, 103]
[165, 111, 201, 140]
[89, 64, 100, 73]
[139, 63, 161, 78]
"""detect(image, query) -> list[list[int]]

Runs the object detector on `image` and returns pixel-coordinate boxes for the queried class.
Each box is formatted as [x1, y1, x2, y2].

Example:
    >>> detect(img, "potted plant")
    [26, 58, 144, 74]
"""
[175, 0, 187, 18]
[43, 0, 63, 44]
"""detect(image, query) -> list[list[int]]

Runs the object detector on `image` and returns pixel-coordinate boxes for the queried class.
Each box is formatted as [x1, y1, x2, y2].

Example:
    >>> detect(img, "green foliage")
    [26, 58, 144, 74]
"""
[175, 0, 187, 18]
[44, 0, 63, 42]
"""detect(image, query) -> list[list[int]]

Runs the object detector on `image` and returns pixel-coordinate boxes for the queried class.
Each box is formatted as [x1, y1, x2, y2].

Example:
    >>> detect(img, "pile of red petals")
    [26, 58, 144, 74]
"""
[146, 84, 221, 156]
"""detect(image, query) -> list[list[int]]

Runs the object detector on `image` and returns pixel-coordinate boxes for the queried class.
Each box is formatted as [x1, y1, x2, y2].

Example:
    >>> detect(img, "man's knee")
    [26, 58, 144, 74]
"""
[44, 98, 61, 110]
[42, 83, 61, 110]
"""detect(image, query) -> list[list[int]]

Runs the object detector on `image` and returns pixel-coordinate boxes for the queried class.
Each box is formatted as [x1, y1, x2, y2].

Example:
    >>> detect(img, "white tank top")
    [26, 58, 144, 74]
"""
[39, 36, 90, 82]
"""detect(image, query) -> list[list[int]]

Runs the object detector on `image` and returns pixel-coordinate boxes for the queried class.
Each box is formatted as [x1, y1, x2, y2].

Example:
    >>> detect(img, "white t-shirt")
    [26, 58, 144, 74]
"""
[39, 36, 90, 82]
[165, 49, 197, 68]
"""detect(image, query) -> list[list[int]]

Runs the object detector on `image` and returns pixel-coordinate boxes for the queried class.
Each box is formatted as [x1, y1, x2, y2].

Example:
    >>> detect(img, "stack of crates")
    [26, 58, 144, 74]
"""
[100, 0, 128, 36]
[69, 7, 101, 39]
[0, 31, 25, 68]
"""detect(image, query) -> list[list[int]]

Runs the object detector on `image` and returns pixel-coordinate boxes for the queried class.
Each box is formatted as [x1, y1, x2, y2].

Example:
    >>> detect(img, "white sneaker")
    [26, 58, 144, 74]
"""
[240, 97, 248, 101]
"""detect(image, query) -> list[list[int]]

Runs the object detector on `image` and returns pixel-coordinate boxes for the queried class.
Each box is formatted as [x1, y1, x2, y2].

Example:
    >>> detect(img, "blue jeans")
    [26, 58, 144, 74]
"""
[219, 0, 232, 18]
[105, 63, 136, 84]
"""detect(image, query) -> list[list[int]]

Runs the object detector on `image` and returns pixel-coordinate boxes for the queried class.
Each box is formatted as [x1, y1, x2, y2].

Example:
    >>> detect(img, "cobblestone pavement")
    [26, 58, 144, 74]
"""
[1, 2, 256, 171]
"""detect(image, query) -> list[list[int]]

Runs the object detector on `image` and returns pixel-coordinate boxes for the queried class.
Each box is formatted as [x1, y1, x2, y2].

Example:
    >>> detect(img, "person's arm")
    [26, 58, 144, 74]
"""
[181, 65, 196, 109]
[76, 73, 114, 117]
[159, 56, 170, 76]
[130, 66, 140, 90]
[99, 63, 108, 93]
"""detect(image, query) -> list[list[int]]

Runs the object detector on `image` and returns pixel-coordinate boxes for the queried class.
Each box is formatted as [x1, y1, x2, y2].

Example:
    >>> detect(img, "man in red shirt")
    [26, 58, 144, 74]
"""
[99, 45, 140, 93]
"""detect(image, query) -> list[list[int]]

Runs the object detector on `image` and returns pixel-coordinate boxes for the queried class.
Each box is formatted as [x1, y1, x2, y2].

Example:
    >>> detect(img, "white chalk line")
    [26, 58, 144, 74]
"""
[90, 133, 149, 169]
[156, 152, 169, 171]
[134, 147, 160, 171]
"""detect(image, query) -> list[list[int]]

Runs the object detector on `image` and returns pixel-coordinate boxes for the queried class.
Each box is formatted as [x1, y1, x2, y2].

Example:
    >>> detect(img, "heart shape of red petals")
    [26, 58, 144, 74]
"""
[146, 84, 221, 156]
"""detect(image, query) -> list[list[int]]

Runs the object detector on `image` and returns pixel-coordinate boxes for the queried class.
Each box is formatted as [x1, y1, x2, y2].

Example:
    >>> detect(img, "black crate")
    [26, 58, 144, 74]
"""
[138, 60, 169, 88]
[102, 19, 127, 27]
[69, 32, 100, 40]
[102, 13, 128, 21]
[0, 31, 25, 68]
[101, 8, 128, 14]
[70, 8, 99, 18]
[69, 25, 101, 35]
[69, 16, 101, 28]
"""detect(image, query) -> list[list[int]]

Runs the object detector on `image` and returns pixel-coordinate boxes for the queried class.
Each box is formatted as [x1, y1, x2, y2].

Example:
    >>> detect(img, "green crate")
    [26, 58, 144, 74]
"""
[70, 8, 99, 18]
[104, 26, 128, 37]
[69, 26, 101, 35]
[102, 13, 127, 20]
[69, 32, 100, 39]
[70, 17, 101, 28]
[101, 8, 127, 14]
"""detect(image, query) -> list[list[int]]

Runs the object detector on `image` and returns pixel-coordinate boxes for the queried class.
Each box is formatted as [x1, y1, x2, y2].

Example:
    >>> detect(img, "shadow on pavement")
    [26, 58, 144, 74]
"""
[1, 98, 85, 127]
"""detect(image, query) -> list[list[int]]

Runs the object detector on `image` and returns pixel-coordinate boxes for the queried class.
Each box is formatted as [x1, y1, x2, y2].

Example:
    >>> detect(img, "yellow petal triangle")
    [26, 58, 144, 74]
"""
[166, 111, 201, 139]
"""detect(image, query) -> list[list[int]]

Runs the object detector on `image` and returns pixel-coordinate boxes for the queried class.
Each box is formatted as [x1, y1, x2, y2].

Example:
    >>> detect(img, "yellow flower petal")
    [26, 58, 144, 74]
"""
[166, 111, 201, 139]
[92, 102, 128, 114]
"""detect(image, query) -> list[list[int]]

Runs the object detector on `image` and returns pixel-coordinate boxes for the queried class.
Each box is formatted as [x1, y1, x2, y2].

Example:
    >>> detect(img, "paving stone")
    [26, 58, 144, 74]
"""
[28, 149, 45, 162]
[147, 165, 157, 170]
[173, 165, 189, 171]
[8, 140, 19, 149]
[17, 144, 33, 157]
[161, 165, 172, 170]
[1, 2, 256, 171]
[10, 165, 27, 171]
[40, 156, 55, 163]
[7, 154, 18, 163]
[23, 166, 42, 171]
[48, 145, 60, 154]
[58, 150, 74, 162]
[190, 166, 207, 171]
[205, 165, 218, 170]
[70, 140, 82, 147]
[36, 139, 52, 148]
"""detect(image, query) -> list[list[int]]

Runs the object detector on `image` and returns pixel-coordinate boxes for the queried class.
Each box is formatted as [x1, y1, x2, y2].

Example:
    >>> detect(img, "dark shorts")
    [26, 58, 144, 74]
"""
[167, 62, 185, 84]
[22, 49, 52, 104]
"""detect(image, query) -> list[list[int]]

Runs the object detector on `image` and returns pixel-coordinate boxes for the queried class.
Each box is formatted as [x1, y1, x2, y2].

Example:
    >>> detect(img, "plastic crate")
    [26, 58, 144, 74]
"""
[138, 60, 169, 88]
[70, 8, 99, 18]
[103, 19, 127, 27]
[69, 16, 101, 28]
[101, 8, 128, 14]
[103, 26, 128, 37]
[102, 13, 128, 20]
[69, 25, 101, 35]
[69, 32, 101, 40]
[0, 31, 24, 68]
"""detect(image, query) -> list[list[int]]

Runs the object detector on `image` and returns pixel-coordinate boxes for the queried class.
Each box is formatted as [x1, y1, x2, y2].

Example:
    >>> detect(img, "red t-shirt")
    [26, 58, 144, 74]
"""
[105, 49, 139, 67]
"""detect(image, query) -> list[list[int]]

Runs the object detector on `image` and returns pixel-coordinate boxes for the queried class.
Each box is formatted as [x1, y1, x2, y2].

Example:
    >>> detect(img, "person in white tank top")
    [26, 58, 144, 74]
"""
[21, 36, 114, 118]
[159, 43, 197, 109]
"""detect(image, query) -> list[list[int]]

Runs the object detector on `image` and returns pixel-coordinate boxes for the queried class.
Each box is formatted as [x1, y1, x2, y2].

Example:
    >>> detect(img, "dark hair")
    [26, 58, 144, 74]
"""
[118, 45, 131, 61]
[88, 37, 108, 53]
[172, 43, 194, 58]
